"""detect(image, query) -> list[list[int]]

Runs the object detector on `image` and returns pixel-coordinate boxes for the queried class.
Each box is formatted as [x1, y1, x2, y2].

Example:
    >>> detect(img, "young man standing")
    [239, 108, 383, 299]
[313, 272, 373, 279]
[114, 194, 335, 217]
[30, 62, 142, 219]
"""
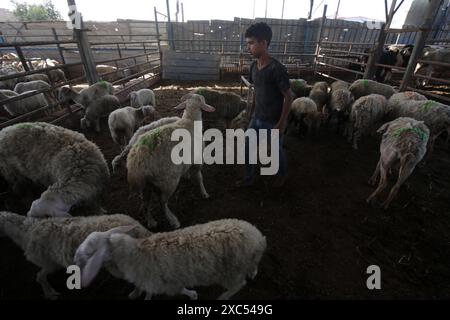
[238, 22, 292, 188]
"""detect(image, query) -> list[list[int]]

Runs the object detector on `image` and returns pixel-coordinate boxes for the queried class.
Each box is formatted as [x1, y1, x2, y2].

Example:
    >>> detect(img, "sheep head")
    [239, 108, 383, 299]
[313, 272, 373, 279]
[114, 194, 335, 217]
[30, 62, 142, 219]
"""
[74, 225, 136, 287]
[175, 93, 216, 112]
[27, 194, 71, 218]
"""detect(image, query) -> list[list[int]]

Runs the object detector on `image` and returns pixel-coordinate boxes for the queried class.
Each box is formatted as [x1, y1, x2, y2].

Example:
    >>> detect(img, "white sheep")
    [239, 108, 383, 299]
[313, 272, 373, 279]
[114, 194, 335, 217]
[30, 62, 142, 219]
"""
[327, 89, 353, 131]
[0, 122, 110, 217]
[81, 94, 121, 132]
[387, 99, 450, 154]
[308, 81, 329, 112]
[290, 79, 312, 99]
[111, 116, 180, 173]
[193, 87, 247, 128]
[386, 91, 427, 115]
[330, 80, 349, 92]
[58, 81, 114, 109]
[126, 94, 215, 229]
[367, 117, 429, 209]
[0, 90, 49, 117]
[346, 94, 388, 149]
[130, 89, 157, 108]
[108, 106, 156, 146]
[0, 211, 151, 299]
[24, 73, 50, 83]
[349, 79, 397, 100]
[14, 80, 51, 94]
[288, 97, 321, 136]
[75, 218, 266, 300]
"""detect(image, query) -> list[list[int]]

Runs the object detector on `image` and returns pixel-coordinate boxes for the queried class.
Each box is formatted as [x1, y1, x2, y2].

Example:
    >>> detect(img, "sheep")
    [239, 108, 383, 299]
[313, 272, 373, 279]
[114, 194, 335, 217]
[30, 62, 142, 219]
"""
[345, 94, 388, 149]
[366, 117, 429, 209]
[75, 218, 266, 300]
[386, 99, 450, 154]
[111, 116, 180, 173]
[48, 69, 67, 84]
[0, 211, 151, 299]
[57, 81, 114, 109]
[81, 94, 121, 132]
[308, 81, 329, 112]
[0, 90, 49, 117]
[330, 80, 349, 92]
[129, 89, 157, 108]
[192, 87, 247, 129]
[0, 122, 110, 218]
[386, 91, 427, 115]
[24, 73, 50, 83]
[230, 109, 250, 130]
[0, 69, 20, 90]
[126, 94, 215, 229]
[290, 78, 312, 99]
[349, 79, 397, 100]
[14, 80, 51, 94]
[327, 88, 353, 131]
[108, 105, 156, 146]
[287, 97, 321, 136]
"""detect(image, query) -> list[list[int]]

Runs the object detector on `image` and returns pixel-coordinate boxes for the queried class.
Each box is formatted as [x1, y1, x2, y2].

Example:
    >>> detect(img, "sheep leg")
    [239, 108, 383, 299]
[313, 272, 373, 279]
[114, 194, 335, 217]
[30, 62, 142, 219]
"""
[181, 288, 198, 300]
[193, 167, 210, 199]
[366, 158, 393, 206]
[142, 185, 158, 229]
[352, 128, 361, 150]
[128, 287, 144, 300]
[37, 268, 60, 300]
[144, 292, 153, 300]
[368, 159, 381, 186]
[160, 198, 180, 229]
[95, 119, 101, 133]
[218, 279, 246, 300]
[381, 158, 416, 209]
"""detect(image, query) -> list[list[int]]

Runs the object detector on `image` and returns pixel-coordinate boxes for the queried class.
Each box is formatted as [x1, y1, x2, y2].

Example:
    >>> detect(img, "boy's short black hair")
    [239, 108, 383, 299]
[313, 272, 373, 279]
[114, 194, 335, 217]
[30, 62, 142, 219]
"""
[245, 22, 272, 47]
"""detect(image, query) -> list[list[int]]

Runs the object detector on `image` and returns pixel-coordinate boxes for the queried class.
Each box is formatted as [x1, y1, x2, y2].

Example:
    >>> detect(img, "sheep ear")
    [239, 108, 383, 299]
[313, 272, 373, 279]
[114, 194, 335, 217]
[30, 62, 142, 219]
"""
[174, 101, 187, 110]
[80, 244, 109, 288]
[181, 93, 194, 102]
[105, 225, 136, 236]
[201, 103, 215, 112]
[377, 122, 390, 134]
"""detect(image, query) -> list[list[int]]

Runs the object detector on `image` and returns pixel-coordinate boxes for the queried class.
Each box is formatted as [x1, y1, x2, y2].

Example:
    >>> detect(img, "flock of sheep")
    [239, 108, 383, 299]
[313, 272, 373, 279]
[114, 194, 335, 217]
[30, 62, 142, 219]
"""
[287, 77, 449, 209]
[0, 82, 266, 300]
[1, 66, 449, 299]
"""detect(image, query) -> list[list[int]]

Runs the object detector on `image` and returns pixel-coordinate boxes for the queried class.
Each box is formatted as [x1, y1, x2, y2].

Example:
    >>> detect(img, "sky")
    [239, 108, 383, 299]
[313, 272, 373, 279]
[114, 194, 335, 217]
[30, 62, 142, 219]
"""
[0, 0, 414, 27]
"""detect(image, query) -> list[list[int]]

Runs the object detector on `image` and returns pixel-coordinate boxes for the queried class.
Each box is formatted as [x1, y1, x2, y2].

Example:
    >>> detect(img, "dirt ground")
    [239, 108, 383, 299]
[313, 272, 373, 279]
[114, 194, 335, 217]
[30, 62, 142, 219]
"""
[1, 80, 450, 300]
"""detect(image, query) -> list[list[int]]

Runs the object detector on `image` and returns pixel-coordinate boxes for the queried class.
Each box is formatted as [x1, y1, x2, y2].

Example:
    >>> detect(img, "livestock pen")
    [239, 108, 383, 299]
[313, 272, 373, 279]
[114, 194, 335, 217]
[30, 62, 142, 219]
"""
[1, 1, 450, 300]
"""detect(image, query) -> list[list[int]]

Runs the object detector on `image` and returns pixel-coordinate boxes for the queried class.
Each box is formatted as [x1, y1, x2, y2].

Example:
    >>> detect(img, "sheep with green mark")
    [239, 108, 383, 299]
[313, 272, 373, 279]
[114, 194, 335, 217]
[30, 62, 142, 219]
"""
[349, 79, 396, 100]
[367, 117, 429, 209]
[126, 94, 215, 229]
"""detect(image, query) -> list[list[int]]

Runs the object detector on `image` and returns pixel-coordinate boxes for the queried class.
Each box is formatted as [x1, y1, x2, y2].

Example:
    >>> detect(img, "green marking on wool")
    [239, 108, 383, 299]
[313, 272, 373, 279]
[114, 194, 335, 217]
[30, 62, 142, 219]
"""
[392, 127, 428, 141]
[197, 88, 205, 97]
[363, 80, 369, 87]
[292, 80, 302, 91]
[137, 128, 163, 151]
[420, 100, 436, 112]
[98, 81, 108, 89]
[16, 123, 36, 129]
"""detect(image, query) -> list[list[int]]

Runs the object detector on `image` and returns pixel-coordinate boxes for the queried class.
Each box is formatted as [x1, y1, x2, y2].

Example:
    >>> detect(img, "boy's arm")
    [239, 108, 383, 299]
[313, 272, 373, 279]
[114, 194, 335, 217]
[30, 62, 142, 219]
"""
[248, 88, 256, 119]
[274, 88, 292, 133]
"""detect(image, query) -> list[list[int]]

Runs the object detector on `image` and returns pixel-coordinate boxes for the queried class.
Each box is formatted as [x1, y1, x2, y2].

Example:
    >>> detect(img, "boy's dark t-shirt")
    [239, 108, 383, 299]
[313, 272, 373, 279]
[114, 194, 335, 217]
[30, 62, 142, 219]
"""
[249, 58, 290, 124]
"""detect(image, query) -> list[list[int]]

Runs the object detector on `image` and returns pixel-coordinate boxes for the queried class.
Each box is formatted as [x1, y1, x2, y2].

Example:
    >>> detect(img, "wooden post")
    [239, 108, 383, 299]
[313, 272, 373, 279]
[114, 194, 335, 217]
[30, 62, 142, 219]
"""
[166, 0, 175, 50]
[67, 0, 99, 84]
[154, 7, 163, 74]
[52, 28, 67, 64]
[399, 0, 442, 91]
[364, 0, 397, 80]
[313, 5, 327, 76]
[14, 46, 30, 72]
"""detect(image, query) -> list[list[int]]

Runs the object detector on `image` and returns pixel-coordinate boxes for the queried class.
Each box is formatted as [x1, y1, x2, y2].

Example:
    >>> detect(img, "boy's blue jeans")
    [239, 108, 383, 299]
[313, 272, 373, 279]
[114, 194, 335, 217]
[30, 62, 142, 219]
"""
[244, 117, 287, 182]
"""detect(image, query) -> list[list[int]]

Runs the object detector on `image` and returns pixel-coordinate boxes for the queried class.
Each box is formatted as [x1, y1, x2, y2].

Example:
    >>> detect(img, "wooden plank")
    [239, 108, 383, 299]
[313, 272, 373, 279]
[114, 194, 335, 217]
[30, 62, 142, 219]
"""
[162, 72, 219, 81]
[164, 66, 218, 74]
